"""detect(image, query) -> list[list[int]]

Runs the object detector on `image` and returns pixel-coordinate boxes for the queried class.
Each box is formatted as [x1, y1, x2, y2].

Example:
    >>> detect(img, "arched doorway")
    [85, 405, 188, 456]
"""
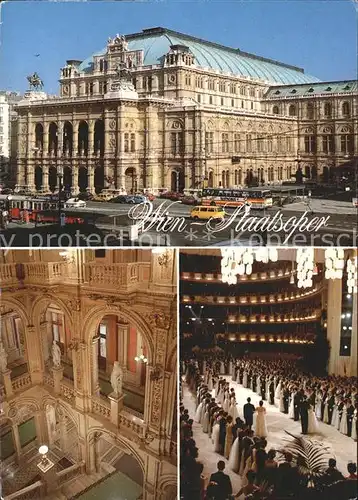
[94, 120, 104, 157]
[170, 169, 184, 192]
[35, 123, 44, 151]
[45, 404, 79, 463]
[39, 302, 74, 381]
[305, 166, 311, 179]
[63, 167, 72, 193]
[125, 167, 137, 194]
[93, 314, 148, 416]
[0, 307, 28, 378]
[35, 166, 43, 191]
[78, 121, 89, 156]
[63, 122, 73, 156]
[311, 166, 318, 180]
[208, 170, 214, 188]
[94, 165, 104, 194]
[322, 166, 329, 183]
[79, 166, 88, 192]
[48, 123, 58, 155]
[48, 166, 57, 192]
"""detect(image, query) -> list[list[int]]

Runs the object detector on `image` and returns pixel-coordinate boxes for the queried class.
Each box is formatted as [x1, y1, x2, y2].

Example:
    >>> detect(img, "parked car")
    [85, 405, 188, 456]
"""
[110, 195, 130, 203]
[77, 192, 94, 201]
[64, 198, 86, 208]
[180, 196, 196, 205]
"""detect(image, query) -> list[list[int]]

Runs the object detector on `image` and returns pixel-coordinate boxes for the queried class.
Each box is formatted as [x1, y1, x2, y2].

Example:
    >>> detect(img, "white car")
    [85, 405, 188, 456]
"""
[64, 198, 86, 208]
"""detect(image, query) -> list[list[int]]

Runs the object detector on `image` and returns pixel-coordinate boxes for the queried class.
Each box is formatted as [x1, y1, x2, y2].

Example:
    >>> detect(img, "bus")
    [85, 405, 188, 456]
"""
[0, 195, 84, 224]
[200, 188, 273, 209]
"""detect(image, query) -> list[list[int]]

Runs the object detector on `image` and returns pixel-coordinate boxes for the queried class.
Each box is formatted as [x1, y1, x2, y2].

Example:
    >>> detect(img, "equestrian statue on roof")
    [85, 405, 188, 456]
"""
[27, 72, 44, 91]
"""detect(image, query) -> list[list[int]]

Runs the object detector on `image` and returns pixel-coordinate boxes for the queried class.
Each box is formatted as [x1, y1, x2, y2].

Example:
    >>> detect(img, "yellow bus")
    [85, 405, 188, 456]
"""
[201, 188, 273, 209]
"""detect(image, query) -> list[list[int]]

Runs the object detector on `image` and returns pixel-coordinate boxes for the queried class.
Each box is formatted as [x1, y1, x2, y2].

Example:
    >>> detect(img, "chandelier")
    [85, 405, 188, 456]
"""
[346, 255, 357, 294]
[325, 248, 344, 280]
[221, 248, 278, 285]
[296, 248, 314, 288]
[134, 353, 148, 364]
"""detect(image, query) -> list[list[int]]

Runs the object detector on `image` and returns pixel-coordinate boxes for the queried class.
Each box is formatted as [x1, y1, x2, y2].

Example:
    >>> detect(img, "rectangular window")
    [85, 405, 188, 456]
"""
[209, 96, 213, 105]
[322, 135, 334, 154]
[222, 133, 229, 153]
[286, 136, 292, 152]
[205, 132, 214, 153]
[231, 99, 234, 107]
[197, 94, 201, 103]
[341, 134, 353, 154]
[124, 133, 129, 153]
[130, 133, 135, 152]
[234, 133, 240, 153]
[304, 135, 316, 153]
[221, 98, 224, 106]
[246, 134, 252, 153]
[171, 132, 183, 155]
[267, 138, 273, 152]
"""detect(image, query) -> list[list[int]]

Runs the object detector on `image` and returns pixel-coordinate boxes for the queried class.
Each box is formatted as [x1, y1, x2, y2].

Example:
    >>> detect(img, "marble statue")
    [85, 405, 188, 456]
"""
[110, 361, 123, 397]
[52, 340, 62, 368]
[0, 340, 8, 372]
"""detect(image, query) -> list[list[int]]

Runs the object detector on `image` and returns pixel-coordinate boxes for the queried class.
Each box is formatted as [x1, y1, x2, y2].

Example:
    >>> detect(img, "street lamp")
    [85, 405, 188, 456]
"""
[6, 194, 12, 221]
[57, 166, 63, 225]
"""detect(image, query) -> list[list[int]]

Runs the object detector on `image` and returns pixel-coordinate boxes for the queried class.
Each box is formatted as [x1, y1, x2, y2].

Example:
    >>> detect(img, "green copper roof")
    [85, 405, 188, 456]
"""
[265, 80, 357, 98]
[78, 27, 320, 85]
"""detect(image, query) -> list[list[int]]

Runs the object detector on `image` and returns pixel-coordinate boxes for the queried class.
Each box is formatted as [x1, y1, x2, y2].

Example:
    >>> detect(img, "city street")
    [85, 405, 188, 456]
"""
[1, 198, 356, 247]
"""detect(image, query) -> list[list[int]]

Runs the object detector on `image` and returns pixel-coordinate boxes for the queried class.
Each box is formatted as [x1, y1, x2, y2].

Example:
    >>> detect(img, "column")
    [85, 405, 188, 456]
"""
[1, 369, 13, 397]
[51, 365, 64, 395]
[88, 121, 95, 157]
[43, 122, 49, 157]
[91, 337, 100, 397]
[25, 326, 44, 385]
[12, 424, 22, 462]
[59, 414, 67, 453]
[72, 121, 78, 157]
[116, 108, 125, 190]
[34, 411, 45, 445]
[72, 166, 79, 194]
[104, 110, 111, 157]
[326, 278, 342, 374]
[349, 291, 357, 376]
[42, 165, 49, 191]
[87, 165, 95, 193]
[57, 122, 64, 157]
[117, 322, 129, 368]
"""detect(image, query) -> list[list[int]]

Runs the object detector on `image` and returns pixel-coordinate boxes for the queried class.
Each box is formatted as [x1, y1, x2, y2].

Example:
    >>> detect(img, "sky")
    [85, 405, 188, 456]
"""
[0, 1, 356, 94]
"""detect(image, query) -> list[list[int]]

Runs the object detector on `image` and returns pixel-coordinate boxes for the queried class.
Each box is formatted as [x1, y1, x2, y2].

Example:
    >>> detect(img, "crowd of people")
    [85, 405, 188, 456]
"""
[180, 357, 357, 499]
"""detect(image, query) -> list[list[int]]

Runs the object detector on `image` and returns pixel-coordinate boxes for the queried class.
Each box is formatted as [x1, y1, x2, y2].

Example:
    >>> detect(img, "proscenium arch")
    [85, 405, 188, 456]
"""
[86, 426, 146, 475]
[81, 305, 155, 366]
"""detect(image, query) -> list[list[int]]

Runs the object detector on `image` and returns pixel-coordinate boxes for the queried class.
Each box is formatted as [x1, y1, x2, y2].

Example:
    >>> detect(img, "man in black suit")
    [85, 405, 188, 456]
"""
[209, 460, 233, 500]
[261, 377, 266, 401]
[219, 415, 227, 455]
[327, 393, 335, 424]
[300, 396, 309, 434]
[243, 397, 255, 430]
[283, 387, 290, 414]
[346, 400, 354, 437]
[293, 390, 302, 421]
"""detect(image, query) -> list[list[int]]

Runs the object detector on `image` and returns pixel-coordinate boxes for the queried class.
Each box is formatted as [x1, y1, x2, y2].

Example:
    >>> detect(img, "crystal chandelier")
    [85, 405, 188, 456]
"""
[296, 248, 314, 288]
[134, 353, 148, 364]
[325, 248, 344, 280]
[346, 255, 357, 294]
[221, 248, 278, 285]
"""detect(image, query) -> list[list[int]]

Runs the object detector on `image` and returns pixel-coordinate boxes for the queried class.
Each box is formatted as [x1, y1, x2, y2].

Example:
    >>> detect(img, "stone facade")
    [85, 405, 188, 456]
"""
[0, 248, 177, 499]
[13, 28, 357, 193]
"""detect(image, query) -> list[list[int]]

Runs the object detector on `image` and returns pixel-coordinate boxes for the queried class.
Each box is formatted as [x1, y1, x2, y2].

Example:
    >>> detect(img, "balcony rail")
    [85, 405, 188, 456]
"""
[23, 262, 67, 285]
[91, 396, 111, 419]
[60, 380, 75, 403]
[57, 461, 85, 484]
[119, 409, 145, 438]
[3, 481, 44, 500]
[84, 262, 150, 290]
[181, 268, 292, 283]
[12, 373, 31, 392]
[0, 263, 18, 286]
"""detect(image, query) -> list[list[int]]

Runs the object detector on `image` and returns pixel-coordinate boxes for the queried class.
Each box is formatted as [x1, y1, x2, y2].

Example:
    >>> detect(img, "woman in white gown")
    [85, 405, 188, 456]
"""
[288, 390, 295, 419]
[208, 371, 213, 391]
[256, 375, 261, 396]
[195, 400, 204, 422]
[229, 396, 239, 421]
[202, 401, 210, 433]
[255, 401, 268, 438]
[243, 370, 248, 388]
[275, 380, 282, 406]
[307, 403, 319, 434]
[212, 416, 221, 452]
[223, 391, 230, 413]
[279, 388, 285, 412]
[315, 391, 322, 420]
[339, 403, 348, 435]
[352, 408, 357, 441]
[323, 394, 330, 424]
[228, 428, 240, 472]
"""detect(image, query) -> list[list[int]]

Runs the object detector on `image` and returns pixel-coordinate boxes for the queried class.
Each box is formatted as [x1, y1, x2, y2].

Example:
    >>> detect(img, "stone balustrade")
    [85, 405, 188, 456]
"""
[84, 262, 150, 290]
[57, 461, 85, 484]
[60, 381, 75, 402]
[119, 409, 145, 438]
[0, 263, 18, 286]
[23, 262, 67, 285]
[91, 396, 111, 419]
[12, 373, 31, 392]
[43, 373, 54, 388]
[3, 480, 44, 500]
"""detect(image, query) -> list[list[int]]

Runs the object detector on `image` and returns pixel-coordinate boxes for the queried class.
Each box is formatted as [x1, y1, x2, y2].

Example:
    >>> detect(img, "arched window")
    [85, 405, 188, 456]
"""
[342, 102, 350, 116]
[306, 103, 314, 119]
[324, 102, 332, 117]
[273, 105, 279, 115]
[289, 105, 297, 116]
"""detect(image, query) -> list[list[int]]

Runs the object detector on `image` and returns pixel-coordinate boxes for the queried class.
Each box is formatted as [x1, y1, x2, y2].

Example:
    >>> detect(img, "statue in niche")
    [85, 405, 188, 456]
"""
[52, 340, 62, 368]
[110, 361, 123, 397]
[0, 340, 8, 372]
